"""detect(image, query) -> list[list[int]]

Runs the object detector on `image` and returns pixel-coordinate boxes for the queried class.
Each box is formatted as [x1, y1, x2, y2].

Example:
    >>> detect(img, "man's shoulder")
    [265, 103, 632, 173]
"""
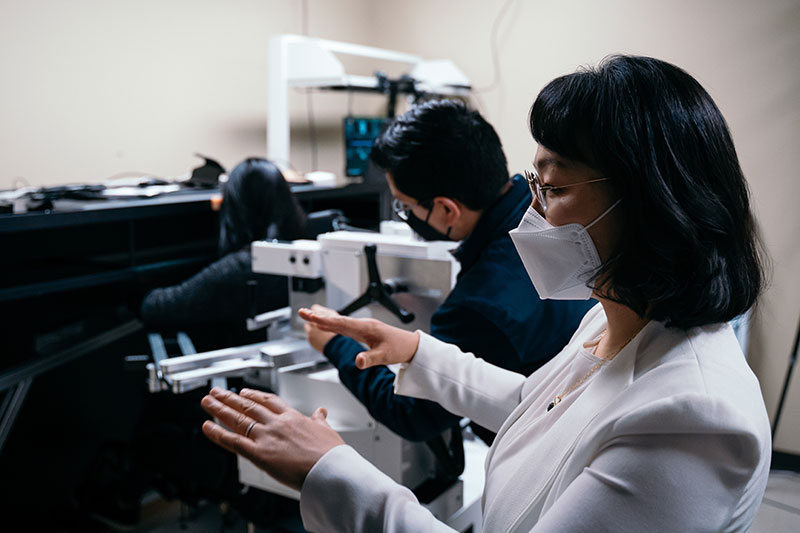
[445, 246, 539, 322]
[457, 235, 530, 291]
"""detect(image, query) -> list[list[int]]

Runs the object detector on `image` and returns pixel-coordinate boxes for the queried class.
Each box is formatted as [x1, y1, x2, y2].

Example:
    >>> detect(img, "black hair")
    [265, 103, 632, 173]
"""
[370, 99, 509, 210]
[218, 158, 307, 255]
[529, 55, 766, 329]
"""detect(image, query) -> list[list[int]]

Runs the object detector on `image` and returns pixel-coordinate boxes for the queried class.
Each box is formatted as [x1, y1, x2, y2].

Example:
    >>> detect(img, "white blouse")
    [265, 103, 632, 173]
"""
[484, 342, 608, 514]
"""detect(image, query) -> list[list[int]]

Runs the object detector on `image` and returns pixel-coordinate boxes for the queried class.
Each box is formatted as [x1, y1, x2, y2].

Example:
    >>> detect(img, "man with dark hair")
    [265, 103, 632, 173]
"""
[305, 99, 593, 445]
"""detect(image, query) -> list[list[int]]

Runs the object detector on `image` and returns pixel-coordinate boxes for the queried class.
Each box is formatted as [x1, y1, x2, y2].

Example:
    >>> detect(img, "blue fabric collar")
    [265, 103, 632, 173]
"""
[452, 174, 531, 272]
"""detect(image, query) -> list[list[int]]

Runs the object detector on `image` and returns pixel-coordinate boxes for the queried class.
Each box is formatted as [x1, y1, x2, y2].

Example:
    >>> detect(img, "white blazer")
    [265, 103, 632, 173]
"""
[299, 305, 771, 532]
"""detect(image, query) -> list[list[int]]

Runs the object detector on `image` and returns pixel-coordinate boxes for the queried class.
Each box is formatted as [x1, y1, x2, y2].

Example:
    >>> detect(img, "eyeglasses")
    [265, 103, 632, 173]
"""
[392, 197, 432, 222]
[392, 198, 413, 222]
[523, 169, 610, 212]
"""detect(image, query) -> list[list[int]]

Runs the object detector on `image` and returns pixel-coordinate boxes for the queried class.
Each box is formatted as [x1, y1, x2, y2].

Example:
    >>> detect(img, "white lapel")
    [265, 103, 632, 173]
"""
[483, 320, 654, 532]
[485, 308, 608, 463]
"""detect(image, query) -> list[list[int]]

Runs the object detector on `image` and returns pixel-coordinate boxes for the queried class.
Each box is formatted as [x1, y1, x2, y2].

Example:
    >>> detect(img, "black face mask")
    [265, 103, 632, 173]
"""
[405, 209, 452, 241]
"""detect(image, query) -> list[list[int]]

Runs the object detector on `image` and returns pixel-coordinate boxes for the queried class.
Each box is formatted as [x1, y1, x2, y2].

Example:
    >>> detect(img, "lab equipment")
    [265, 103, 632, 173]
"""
[344, 117, 386, 177]
[267, 34, 471, 173]
[145, 228, 484, 531]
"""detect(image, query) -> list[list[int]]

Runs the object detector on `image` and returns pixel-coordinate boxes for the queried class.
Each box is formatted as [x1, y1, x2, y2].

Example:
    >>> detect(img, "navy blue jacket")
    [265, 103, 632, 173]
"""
[323, 175, 595, 442]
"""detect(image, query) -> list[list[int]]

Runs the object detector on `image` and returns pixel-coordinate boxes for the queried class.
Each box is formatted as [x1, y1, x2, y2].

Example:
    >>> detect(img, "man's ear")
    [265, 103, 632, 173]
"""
[432, 197, 462, 225]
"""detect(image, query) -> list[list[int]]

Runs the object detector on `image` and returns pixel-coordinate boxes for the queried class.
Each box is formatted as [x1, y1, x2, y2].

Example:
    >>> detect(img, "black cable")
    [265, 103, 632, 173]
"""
[772, 312, 800, 439]
[475, 0, 517, 93]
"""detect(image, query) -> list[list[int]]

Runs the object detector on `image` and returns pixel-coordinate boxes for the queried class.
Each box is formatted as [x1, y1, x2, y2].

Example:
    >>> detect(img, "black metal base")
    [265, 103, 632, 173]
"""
[772, 450, 800, 471]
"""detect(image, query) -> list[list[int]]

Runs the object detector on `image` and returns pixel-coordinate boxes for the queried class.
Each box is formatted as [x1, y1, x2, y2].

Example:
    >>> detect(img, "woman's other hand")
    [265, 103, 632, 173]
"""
[298, 307, 420, 369]
[200, 387, 345, 492]
[303, 304, 339, 352]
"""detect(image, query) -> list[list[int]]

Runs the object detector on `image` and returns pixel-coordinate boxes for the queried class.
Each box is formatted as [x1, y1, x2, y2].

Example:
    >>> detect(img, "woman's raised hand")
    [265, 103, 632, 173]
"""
[201, 387, 345, 492]
[298, 304, 420, 368]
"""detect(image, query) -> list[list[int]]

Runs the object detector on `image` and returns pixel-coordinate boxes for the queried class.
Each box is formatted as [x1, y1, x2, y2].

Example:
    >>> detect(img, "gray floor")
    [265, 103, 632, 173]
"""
[135, 469, 800, 532]
[752, 470, 800, 532]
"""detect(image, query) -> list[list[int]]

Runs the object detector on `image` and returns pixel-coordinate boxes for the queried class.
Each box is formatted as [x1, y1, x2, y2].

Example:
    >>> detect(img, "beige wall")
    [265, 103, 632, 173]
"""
[0, 0, 383, 186]
[3, 1, 799, 450]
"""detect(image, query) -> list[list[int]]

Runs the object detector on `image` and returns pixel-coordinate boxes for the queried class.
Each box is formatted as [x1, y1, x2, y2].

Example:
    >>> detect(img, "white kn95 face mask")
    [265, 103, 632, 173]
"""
[509, 200, 620, 300]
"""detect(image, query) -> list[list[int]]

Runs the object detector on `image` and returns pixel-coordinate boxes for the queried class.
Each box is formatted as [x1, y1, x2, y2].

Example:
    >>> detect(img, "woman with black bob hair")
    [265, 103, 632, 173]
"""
[140, 157, 306, 349]
[197, 56, 771, 532]
[529, 55, 764, 329]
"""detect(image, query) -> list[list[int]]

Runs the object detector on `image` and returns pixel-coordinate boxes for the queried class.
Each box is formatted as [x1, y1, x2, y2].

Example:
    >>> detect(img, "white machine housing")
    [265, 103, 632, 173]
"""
[267, 34, 471, 172]
[244, 230, 479, 525]
[251, 230, 460, 332]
